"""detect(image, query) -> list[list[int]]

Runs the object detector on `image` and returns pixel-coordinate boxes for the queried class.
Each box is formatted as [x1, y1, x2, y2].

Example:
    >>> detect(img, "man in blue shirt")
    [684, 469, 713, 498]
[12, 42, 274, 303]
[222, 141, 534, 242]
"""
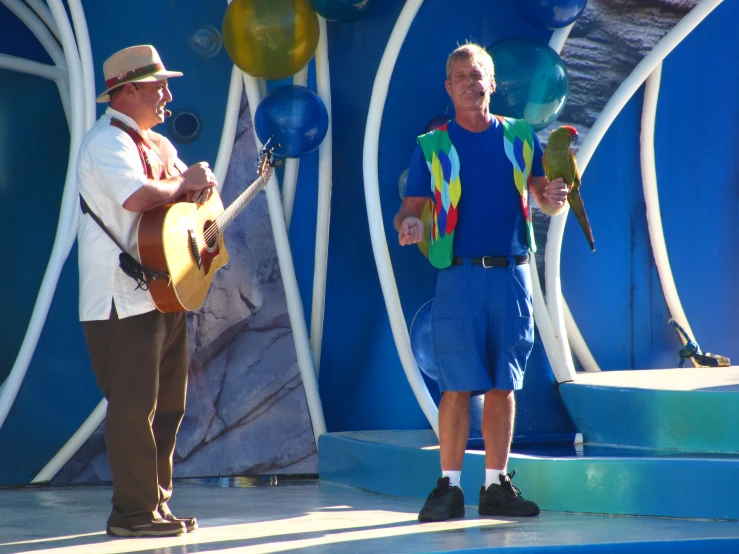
[395, 43, 568, 522]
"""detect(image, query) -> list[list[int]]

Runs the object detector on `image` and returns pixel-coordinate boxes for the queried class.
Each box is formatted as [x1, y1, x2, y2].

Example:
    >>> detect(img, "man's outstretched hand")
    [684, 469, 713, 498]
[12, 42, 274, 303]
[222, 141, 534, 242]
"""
[398, 216, 424, 246]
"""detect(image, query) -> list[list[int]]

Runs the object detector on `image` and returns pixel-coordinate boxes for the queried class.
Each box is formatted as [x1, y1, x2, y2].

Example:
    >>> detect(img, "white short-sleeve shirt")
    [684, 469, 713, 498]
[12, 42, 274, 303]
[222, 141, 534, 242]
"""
[77, 108, 185, 321]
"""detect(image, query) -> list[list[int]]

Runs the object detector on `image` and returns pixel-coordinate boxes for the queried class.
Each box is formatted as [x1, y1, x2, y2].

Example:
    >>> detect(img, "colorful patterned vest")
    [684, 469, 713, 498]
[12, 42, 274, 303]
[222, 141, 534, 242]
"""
[417, 116, 537, 269]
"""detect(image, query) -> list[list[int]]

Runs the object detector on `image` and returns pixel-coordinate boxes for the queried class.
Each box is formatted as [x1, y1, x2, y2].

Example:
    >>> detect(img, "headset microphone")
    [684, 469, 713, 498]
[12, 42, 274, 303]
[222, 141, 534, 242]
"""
[164, 109, 172, 117]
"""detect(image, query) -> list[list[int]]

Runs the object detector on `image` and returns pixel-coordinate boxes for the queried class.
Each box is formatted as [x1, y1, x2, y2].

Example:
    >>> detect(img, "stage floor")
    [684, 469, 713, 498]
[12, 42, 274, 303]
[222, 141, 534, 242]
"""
[2, 479, 739, 553]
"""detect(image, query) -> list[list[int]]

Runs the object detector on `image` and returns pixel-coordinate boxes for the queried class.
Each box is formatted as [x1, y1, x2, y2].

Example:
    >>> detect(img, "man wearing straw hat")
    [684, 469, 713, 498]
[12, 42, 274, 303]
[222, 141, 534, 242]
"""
[77, 45, 215, 538]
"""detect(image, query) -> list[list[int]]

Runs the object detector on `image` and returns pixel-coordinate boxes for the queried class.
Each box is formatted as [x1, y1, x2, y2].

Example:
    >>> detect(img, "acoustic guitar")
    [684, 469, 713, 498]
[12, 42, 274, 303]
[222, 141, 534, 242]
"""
[138, 142, 275, 313]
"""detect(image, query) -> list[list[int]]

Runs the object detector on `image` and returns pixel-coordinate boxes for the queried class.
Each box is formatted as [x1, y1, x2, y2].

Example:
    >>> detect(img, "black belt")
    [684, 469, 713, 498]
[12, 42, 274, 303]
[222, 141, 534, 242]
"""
[451, 254, 529, 268]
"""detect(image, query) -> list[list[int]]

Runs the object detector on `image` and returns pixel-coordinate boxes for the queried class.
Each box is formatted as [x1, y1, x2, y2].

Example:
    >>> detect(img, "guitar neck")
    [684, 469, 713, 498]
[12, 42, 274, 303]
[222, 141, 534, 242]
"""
[215, 171, 271, 231]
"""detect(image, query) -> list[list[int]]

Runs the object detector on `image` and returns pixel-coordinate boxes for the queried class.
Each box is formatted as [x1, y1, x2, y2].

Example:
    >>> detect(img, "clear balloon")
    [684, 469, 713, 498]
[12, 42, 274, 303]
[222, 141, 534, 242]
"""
[515, 0, 588, 30]
[310, 0, 372, 22]
[410, 299, 438, 381]
[187, 26, 223, 59]
[222, 0, 319, 80]
[409, 299, 484, 445]
[398, 168, 409, 199]
[488, 37, 569, 131]
[254, 85, 329, 158]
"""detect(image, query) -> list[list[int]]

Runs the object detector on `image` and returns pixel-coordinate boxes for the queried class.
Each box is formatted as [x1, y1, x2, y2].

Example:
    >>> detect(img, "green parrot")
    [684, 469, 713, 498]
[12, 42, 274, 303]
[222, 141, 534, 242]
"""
[542, 125, 595, 252]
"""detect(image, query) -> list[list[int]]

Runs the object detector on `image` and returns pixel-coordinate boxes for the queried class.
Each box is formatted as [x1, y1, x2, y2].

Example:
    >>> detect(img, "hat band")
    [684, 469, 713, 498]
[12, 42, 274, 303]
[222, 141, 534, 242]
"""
[105, 62, 164, 89]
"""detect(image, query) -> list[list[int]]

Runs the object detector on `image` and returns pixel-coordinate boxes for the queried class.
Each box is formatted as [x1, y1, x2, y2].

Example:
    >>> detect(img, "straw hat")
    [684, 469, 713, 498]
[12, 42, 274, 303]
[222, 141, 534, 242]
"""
[96, 45, 183, 103]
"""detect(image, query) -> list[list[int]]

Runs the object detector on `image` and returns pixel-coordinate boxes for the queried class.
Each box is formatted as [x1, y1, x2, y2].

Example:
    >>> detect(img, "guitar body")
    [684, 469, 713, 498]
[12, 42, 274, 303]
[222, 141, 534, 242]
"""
[138, 190, 230, 313]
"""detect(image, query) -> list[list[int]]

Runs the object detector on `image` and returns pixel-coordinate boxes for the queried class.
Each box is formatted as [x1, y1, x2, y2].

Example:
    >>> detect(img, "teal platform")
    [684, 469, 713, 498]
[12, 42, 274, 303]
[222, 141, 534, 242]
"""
[560, 367, 739, 453]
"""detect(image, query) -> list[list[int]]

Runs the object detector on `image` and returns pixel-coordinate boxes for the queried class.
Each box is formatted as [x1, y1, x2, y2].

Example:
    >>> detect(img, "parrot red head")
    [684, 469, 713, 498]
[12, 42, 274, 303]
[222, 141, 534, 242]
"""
[562, 125, 579, 144]
[547, 125, 580, 151]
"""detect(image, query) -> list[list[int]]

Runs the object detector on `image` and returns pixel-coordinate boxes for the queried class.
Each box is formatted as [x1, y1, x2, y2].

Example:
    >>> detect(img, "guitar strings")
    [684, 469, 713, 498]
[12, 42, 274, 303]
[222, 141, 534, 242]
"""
[201, 172, 272, 245]
[206, 174, 269, 240]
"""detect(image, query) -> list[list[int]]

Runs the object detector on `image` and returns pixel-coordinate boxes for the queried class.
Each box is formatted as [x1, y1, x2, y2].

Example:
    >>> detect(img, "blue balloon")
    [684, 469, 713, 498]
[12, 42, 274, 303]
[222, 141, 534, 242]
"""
[310, 0, 372, 22]
[254, 85, 328, 158]
[488, 38, 569, 131]
[515, 0, 588, 30]
[410, 299, 439, 382]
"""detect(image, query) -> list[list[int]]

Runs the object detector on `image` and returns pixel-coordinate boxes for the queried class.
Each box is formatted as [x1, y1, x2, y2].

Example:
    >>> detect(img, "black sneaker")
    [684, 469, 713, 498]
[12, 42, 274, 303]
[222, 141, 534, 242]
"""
[418, 477, 465, 522]
[478, 470, 540, 517]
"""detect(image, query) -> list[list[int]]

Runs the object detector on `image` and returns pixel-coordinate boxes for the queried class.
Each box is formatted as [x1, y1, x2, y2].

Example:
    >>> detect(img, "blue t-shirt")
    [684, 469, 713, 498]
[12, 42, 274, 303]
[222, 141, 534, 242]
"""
[405, 118, 545, 257]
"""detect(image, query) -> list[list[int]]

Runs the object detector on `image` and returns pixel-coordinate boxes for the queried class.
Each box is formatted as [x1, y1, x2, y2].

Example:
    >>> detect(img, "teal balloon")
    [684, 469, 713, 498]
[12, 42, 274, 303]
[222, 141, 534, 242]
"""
[488, 38, 569, 131]
[310, 0, 372, 22]
[515, 0, 588, 30]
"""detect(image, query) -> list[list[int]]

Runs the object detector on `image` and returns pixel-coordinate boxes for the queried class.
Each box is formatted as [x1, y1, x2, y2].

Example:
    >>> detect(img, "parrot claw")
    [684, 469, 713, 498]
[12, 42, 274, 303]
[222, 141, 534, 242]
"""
[567, 189, 595, 252]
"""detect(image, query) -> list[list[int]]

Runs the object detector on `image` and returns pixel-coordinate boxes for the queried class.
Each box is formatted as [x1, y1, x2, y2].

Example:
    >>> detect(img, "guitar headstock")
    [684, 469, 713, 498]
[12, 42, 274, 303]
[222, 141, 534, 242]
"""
[257, 137, 277, 179]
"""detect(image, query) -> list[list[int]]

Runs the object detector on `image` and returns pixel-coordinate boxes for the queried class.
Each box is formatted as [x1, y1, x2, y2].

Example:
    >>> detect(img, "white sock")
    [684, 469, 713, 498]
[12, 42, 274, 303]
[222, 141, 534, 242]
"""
[485, 468, 506, 490]
[442, 470, 462, 488]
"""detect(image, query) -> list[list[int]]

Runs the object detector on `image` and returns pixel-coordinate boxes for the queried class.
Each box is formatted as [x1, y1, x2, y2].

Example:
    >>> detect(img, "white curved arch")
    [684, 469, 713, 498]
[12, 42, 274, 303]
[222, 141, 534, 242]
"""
[23, 0, 61, 43]
[67, 0, 96, 130]
[0, 0, 91, 433]
[0, 53, 66, 80]
[33, 399, 107, 483]
[641, 64, 698, 366]
[242, 73, 327, 444]
[524, 21, 582, 383]
[214, 65, 244, 190]
[549, 22, 600, 375]
[544, 0, 724, 379]
[311, 16, 333, 376]
[548, 25, 574, 55]
[0, 0, 71, 123]
[362, 0, 439, 435]
[281, 66, 309, 229]
[1, 0, 66, 68]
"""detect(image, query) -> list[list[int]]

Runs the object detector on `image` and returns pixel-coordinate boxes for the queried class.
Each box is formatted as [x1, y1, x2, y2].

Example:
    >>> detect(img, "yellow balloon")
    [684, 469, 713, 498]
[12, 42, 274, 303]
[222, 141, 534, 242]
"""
[223, 0, 319, 80]
[417, 201, 433, 258]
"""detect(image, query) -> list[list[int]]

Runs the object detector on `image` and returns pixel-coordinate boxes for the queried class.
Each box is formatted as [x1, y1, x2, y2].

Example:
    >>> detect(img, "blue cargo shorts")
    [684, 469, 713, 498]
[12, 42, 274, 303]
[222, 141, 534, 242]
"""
[432, 257, 535, 393]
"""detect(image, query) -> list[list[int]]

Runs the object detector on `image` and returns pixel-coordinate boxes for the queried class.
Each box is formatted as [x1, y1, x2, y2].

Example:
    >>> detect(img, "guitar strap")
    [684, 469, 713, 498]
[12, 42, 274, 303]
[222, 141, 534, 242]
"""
[79, 117, 170, 291]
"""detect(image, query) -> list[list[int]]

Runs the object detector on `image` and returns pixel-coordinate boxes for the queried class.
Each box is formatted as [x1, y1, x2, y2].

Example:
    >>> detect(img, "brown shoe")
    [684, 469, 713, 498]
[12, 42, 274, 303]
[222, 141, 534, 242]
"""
[106, 514, 185, 538]
[159, 506, 198, 532]
[160, 510, 198, 532]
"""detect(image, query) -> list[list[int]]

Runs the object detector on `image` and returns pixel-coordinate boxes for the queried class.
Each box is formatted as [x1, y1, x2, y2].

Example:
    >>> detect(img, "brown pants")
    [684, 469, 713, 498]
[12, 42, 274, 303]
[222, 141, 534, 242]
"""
[82, 304, 188, 519]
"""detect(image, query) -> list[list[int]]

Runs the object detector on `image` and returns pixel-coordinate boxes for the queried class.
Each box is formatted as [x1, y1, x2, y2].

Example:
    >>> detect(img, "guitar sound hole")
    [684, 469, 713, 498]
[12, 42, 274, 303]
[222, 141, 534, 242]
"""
[203, 220, 219, 250]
